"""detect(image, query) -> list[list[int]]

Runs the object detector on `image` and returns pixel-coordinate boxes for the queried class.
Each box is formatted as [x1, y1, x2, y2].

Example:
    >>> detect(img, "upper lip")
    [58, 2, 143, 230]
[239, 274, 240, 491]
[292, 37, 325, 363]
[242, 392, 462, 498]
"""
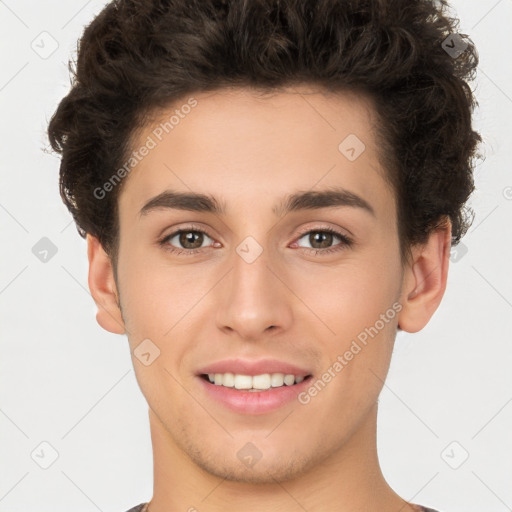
[197, 358, 312, 377]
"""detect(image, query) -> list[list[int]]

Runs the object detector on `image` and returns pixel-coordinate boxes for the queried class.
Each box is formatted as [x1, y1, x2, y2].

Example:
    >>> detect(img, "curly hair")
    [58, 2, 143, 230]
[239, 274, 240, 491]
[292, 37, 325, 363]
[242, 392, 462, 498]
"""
[47, 0, 482, 267]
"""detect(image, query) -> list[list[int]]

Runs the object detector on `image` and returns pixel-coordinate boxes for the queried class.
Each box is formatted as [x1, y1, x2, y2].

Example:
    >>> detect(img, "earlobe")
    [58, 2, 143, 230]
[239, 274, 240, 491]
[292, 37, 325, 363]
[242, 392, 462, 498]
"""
[86, 234, 126, 335]
[397, 219, 452, 333]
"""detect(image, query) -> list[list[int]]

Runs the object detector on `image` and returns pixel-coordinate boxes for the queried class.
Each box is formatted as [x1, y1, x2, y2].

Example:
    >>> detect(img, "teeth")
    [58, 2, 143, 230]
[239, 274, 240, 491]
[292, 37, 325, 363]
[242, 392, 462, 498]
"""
[206, 372, 306, 389]
[283, 374, 295, 386]
[270, 373, 284, 387]
[222, 372, 234, 387]
[235, 374, 253, 389]
[252, 374, 271, 390]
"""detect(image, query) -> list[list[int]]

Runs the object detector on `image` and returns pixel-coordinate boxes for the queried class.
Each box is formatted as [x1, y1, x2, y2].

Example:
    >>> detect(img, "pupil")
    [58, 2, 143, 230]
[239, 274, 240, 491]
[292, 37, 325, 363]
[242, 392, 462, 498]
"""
[311, 232, 332, 249]
[180, 231, 203, 249]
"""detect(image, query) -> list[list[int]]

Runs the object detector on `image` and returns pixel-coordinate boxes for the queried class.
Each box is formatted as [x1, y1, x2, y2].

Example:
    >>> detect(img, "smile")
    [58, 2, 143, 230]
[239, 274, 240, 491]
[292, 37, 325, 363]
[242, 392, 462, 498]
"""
[203, 372, 307, 391]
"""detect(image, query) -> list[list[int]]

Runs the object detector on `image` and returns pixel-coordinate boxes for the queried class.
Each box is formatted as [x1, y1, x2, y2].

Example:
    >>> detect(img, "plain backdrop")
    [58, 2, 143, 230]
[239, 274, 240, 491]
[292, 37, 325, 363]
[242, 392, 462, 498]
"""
[1, 1, 511, 511]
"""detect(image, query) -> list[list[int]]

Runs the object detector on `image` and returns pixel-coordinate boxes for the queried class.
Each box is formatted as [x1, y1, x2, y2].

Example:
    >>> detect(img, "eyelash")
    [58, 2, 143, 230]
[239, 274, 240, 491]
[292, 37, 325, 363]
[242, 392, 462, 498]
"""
[158, 224, 353, 257]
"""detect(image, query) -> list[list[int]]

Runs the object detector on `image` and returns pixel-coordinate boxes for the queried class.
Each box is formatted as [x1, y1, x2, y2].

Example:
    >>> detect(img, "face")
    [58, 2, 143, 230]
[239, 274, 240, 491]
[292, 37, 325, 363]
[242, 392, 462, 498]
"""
[113, 86, 406, 483]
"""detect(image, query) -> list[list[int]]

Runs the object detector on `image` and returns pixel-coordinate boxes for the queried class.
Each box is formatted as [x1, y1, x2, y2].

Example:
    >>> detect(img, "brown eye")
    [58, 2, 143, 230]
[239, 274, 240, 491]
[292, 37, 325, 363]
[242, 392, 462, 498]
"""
[161, 229, 214, 252]
[292, 227, 353, 256]
[307, 231, 335, 249]
[177, 231, 205, 249]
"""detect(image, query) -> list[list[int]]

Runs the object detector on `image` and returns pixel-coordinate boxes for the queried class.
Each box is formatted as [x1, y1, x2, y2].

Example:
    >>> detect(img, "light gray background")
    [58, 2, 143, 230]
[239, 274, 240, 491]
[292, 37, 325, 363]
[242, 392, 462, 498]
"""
[1, 1, 511, 511]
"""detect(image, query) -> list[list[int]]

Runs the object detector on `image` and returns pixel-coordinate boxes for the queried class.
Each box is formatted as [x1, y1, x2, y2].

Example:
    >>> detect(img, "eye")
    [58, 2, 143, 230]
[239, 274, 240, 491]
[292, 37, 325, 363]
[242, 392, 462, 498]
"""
[293, 227, 352, 255]
[159, 226, 216, 255]
[158, 225, 352, 257]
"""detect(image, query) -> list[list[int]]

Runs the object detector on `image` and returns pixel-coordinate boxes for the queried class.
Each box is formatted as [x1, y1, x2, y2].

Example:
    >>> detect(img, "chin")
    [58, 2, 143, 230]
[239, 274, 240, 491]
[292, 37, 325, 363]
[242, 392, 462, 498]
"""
[191, 451, 314, 484]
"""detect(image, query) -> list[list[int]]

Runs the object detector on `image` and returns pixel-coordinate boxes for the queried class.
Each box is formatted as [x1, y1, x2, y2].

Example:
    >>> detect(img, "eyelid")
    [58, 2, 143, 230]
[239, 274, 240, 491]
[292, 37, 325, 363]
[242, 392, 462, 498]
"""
[159, 222, 214, 240]
[294, 223, 352, 240]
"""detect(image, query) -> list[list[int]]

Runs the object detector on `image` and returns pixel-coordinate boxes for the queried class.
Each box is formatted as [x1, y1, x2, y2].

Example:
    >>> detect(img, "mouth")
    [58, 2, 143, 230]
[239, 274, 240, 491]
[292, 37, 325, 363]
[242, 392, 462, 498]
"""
[195, 358, 314, 414]
[199, 372, 313, 391]
[196, 370, 314, 415]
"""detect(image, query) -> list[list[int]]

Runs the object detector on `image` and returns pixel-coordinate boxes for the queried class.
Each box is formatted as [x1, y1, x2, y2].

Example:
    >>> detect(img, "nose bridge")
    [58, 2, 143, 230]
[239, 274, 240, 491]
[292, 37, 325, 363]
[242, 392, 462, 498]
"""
[216, 235, 292, 338]
[232, 237, 273, 296]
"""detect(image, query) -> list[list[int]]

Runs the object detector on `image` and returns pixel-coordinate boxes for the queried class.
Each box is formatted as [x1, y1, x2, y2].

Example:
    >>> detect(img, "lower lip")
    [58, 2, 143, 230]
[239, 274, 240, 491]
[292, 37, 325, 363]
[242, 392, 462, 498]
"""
[197, 375, 313, 415]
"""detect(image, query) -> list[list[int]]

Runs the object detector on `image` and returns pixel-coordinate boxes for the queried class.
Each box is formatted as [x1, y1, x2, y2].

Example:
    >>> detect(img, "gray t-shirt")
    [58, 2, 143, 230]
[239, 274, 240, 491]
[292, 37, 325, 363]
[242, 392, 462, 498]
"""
[125, 502, 442, 511]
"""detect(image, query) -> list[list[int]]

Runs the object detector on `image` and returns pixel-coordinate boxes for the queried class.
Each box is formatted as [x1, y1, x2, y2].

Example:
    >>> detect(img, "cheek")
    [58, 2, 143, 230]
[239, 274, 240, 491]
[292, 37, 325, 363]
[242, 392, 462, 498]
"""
[118, 245, 212, 332]
[294, 249, 402, 402]
[293, 257, 401, 338]
[297, 273, 399, 429]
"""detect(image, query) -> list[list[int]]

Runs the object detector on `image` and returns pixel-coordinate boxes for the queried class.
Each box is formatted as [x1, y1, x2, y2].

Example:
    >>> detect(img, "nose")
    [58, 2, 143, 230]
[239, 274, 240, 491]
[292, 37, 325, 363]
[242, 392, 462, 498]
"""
[215, 245, 294, 341]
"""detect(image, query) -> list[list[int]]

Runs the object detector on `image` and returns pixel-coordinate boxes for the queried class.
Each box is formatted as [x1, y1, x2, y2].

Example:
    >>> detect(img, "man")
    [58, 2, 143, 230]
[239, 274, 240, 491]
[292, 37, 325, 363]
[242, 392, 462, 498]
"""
[48, 0, 481, 510]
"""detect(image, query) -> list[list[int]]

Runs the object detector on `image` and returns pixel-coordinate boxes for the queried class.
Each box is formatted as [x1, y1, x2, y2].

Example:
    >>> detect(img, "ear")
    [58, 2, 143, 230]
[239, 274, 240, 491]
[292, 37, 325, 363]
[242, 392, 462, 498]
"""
[397, 218, 452, 333]
[86, 234, 126, 335]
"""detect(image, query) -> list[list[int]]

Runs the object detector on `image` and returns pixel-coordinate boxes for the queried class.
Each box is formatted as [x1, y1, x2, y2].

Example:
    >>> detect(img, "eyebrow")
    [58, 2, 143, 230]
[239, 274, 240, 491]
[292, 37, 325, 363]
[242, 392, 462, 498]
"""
[139, 187, 375, 218]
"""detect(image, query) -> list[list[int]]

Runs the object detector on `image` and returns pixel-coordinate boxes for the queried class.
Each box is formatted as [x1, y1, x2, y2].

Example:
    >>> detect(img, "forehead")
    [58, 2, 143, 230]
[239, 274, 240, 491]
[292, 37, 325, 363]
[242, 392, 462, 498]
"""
[119, 86, 395, 221]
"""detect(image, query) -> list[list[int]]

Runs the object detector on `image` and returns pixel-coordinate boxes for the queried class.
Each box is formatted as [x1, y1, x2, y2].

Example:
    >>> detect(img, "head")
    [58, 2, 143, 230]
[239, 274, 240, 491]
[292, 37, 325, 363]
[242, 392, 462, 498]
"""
[48, 0, 481, 484]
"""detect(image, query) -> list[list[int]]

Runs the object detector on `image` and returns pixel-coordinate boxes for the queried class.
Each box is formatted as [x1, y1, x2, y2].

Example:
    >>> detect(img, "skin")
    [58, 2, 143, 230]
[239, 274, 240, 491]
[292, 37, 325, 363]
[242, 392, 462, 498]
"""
[87, 86, 451, 512]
